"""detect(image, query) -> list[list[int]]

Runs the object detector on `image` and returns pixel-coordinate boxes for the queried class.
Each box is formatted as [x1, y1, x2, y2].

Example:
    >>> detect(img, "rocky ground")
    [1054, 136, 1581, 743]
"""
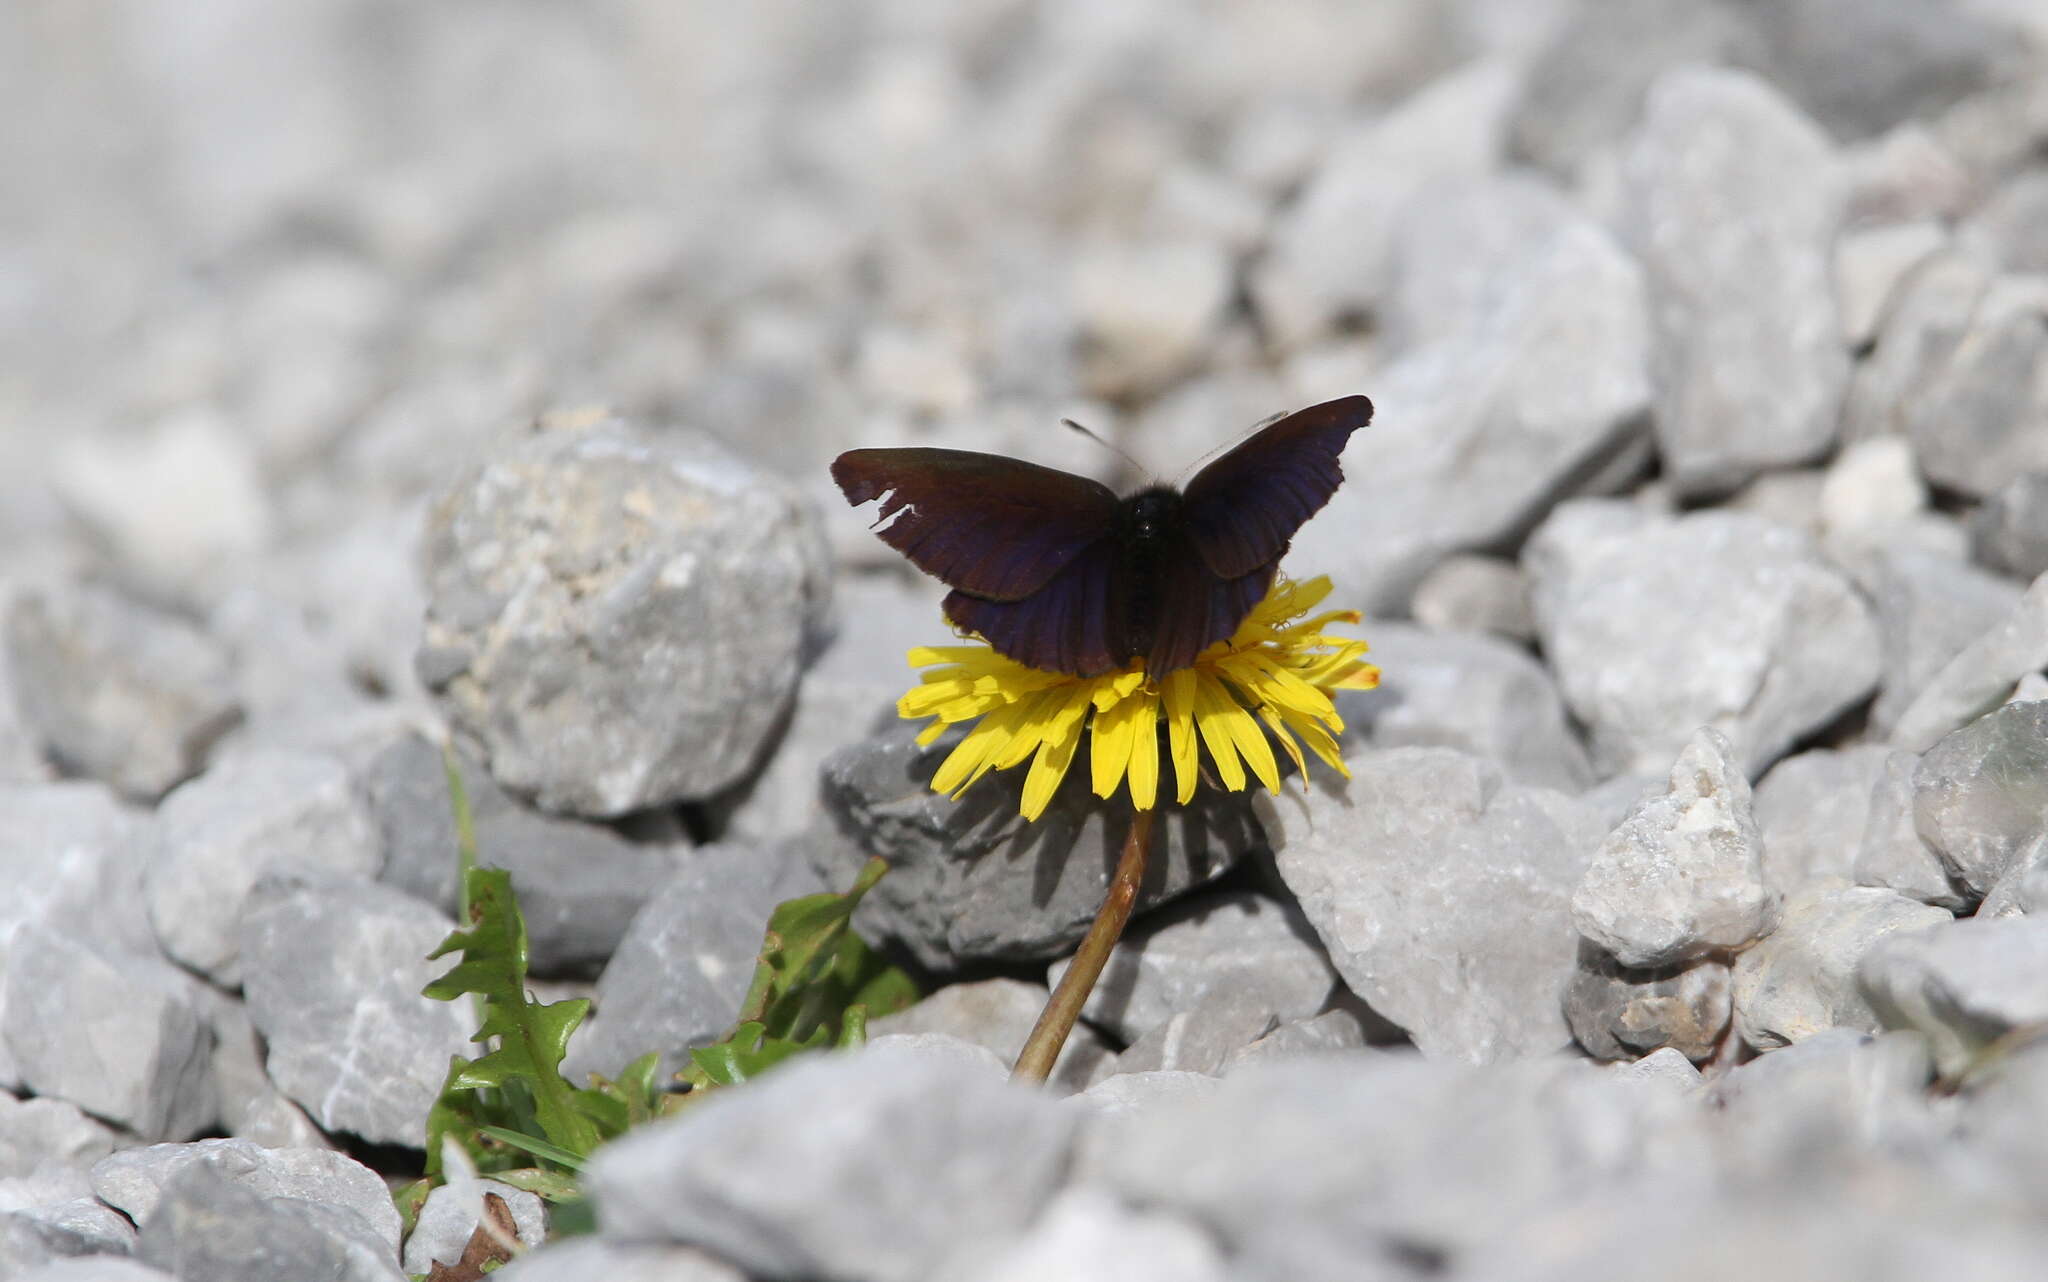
[6, 1, 2048, 1280]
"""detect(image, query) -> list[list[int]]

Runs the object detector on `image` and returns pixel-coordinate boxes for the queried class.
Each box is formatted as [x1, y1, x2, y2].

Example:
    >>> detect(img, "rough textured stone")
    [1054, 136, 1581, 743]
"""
[870, 978, 1111, 1097]
[363, 730, 685, 977]
[1564, 947, 1732, 1063]
[1265, 747, 1608, 1061]
[1841, 250, 1992, 443]
[1252, 59, 1516, 349]
[1044, 891, 1337, 1045]
[1526, 504, 1881, 779]
[1833, 219, 1946, 347]
[1112, 1007, 1280, 1078]
[1752, 746, 1894, 896]
[136, 1162, 403, 1282]
[1222, 1009, 1380, 1073]
[1959, 171, 2048, 273]
[1336, 622, 1593, 793]
[1407, 554, 1534, 641]
[2, 927, 214, 1141]
[1617, 67, 1846, 497]
[147, 748, 381, 987]
[1727, 0, 2020, 140]
[1857, 546, 2023, 737]
[0, 1093, 120, 1189]
[952, 1187, 1228, 1282]
[1286, 174, 1651, 615]
[564, 838, 820, 1083]
[0, 782, 155, 1090]
[1977, 835, 2048, 919]
[584, 1041, 1077, 1282]
[1912, 701, 2048, 899]
[1573, 728, 1778, 969]
[418, 415, 830, 816]
[1891, 570, 2048, 752]
[51, 411, 271, 591]
[3, 582, 240, 800]
[1904, 280, 2048, 499]
[1853, 748, 1966, 907]
[719, 572, 942, 844]
[815, 720, 1255, 970]
[1733, 886, 1952, 1049]
[1971, 471, 2048, 581]
[401, 1179, 546, 1276]
[9, 1252, 168, 1281]
[1709, 1028, 1944, 1162]
[1087, 1054, 1678, 1280]
[202, 995, 328, 1150]
[1071, 239, 1231, 400]
[90, 1138, 401, 1253]
[1508, 0, 1745, 179]
[1859, 916, 2048, 1077]
[240, 877, 470, 1146]
[1817, 437, 1929, 550]
[490, 1239, 746, 1282]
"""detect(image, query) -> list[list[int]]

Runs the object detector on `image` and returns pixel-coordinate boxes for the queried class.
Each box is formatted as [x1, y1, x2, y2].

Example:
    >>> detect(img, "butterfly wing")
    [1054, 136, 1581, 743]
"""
[1178, 396, 1373, 580]
[1143, 554, 1275, 676]
[942, 539, 1125, 676]
[831, 448, 1119, 601]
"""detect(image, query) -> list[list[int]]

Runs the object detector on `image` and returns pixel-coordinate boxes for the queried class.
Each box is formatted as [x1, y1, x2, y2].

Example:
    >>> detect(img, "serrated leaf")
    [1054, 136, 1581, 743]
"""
[422, 867, 602, 1164]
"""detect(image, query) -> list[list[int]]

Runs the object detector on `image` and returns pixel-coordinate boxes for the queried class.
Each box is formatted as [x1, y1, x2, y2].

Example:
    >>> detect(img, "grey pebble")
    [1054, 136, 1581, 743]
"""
[1732, 886, 1952, 1050]
[90, 1137, 400, 1253]
[1266, 747, 1608, 1061]
[137, 1161, 402, 1282]
[815, 720, 1255, 970]
[1618, 66, 1846, 498]
[869, 977, 1112, 1097]
[1853, 748, 1966, 907]
[146, 748, 382, 987]
[1753, 745, 1894, 896]
[1526, 504, 1880, 780]
[1564, 946, 1731, 1063]
[363, 729, 685, 977]
[418, 415, 830, 817]
[1044, 889, 1336, 1046]
[1913, 700, 2048, 899]
[239, 877, 470, 1146]
[1970, 471, 2048, 581]
[583, 1039, 1076, 1282]
[3, 582, 240, 801]
[1859, 915, 2048, 1078]
[1572, 727, 1779, 969]
[1890, 569, 2048, 753]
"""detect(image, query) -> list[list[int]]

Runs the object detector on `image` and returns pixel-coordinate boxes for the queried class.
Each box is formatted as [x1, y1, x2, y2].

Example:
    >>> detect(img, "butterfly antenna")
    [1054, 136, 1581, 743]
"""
[1061, 418, 1146, 475]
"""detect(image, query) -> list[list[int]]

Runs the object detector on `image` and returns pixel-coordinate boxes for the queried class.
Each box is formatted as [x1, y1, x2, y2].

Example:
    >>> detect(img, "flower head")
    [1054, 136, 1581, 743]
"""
[896, 575, 1379, 821]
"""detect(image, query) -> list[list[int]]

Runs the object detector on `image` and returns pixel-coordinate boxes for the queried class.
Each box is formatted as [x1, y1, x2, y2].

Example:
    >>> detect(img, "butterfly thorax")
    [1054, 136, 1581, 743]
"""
[1115, 487, 1184, 664]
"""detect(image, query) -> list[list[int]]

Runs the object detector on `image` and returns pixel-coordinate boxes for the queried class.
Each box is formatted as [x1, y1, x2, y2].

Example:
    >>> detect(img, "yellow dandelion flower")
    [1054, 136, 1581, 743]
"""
[897, 575, 1380, 821]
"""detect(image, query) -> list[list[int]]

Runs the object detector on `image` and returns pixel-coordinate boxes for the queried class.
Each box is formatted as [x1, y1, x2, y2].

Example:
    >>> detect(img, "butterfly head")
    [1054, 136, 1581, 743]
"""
[1123, 487, 1181, 546]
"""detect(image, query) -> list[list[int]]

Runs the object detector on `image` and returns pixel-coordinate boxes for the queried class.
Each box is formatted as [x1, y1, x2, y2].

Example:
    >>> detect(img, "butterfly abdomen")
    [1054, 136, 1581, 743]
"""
[1115, 488, 1184, 666]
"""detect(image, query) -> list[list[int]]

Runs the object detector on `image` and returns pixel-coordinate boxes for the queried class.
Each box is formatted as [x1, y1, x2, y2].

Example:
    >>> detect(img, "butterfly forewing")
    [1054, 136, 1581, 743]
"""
[1178, 395, 1373, 580]
[831, 448, 1120, 602]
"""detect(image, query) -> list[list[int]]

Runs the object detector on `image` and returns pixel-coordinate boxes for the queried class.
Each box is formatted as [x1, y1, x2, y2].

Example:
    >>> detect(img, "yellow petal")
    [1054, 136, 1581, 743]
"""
[1090, 689, 1139, 799]
[1021, 684, 1094, 821]
[1191, 673, 1248, 792]
[1164, 668, 1201, 805]
[1204, 674, 1281, 793]
[1125, 693, 1160, 811]
[1256, 700, 1308, 785]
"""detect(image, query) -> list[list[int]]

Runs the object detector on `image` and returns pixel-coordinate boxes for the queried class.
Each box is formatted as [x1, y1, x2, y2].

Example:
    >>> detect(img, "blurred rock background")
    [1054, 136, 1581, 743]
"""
[7, 1, 2048, 1279]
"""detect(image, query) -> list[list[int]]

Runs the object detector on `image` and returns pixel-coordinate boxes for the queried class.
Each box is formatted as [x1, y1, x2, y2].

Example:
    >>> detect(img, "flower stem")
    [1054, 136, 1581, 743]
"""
[1012, 807, 1154, 1085]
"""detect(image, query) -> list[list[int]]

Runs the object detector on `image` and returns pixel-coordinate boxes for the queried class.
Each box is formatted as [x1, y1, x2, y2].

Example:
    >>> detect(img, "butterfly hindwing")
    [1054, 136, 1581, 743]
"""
[831, 447, 1120, 602]
[1143, 555, 1274, 676]
[942, 538, 1124, 676]
[1178, 395, 1373, 580]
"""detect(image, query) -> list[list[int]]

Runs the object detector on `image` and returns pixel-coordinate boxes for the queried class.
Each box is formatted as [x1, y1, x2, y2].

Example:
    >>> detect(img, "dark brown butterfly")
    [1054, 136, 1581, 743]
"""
[831, 395, 1372, 678]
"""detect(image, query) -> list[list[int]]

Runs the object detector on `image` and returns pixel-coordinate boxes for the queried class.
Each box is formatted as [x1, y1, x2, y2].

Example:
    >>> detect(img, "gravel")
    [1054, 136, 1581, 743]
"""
[12, 5, 2048, 1276]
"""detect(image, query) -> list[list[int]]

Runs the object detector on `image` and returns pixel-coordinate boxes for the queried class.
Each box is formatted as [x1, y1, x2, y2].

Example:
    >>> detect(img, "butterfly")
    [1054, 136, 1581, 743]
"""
[830, 395, 1372, 678]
